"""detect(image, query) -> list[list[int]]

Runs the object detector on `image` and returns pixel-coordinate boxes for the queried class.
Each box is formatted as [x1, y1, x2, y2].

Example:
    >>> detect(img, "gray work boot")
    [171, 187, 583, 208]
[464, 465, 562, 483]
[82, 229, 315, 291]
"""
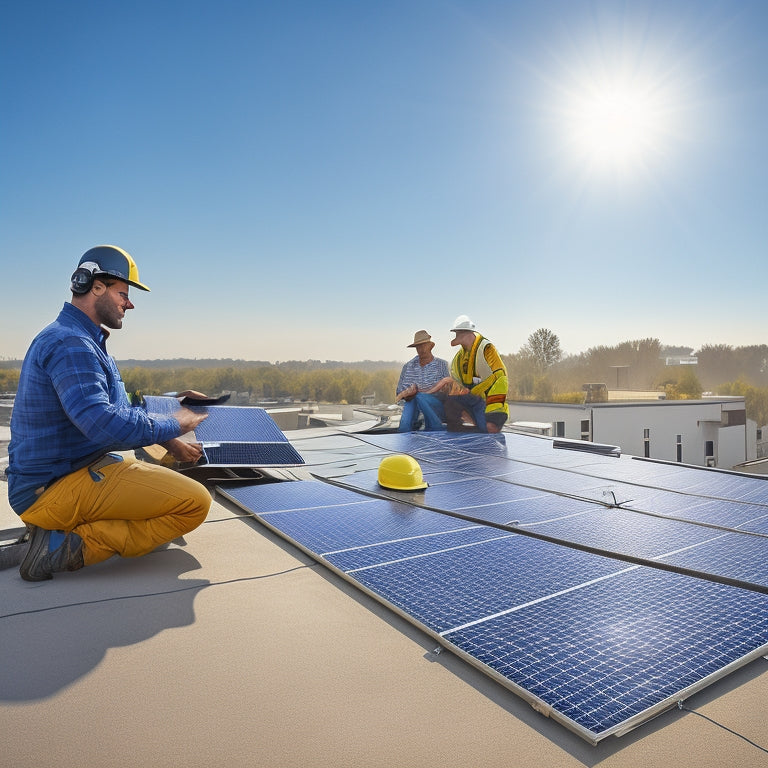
[19, 525, 85, 582]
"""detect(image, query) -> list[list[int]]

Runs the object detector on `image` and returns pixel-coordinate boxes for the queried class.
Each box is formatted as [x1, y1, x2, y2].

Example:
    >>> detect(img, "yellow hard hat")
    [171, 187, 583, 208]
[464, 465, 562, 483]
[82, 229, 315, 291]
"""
[377, 454, 428, 491]
[75, 245, 150, 292]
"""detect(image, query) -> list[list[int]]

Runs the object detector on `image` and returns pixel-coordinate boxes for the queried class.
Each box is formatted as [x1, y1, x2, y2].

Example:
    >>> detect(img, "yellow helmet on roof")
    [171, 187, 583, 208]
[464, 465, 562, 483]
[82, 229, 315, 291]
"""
[377, 454, 428, 491]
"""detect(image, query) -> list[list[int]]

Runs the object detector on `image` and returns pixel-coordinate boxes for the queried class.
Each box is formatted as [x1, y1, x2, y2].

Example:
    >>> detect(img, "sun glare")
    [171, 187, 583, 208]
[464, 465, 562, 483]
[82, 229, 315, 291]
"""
[562, 72, 674, 178]
[536, 13, 692, 185]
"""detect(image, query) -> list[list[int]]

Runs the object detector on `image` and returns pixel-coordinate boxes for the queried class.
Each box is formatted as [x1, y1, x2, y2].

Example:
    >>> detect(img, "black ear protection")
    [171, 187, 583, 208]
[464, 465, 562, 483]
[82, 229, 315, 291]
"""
[70, 261, 102, 294]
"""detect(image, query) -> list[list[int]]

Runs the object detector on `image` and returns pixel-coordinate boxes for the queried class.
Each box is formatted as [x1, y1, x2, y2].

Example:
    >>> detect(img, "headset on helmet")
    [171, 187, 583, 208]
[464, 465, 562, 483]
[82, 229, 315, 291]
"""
[70, 245, 151, 294]
[70, 261, 101, 294]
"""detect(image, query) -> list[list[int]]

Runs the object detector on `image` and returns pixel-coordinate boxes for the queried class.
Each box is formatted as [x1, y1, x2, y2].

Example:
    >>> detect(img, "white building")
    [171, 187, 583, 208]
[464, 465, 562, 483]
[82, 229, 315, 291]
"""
[507, 396, 751, 470]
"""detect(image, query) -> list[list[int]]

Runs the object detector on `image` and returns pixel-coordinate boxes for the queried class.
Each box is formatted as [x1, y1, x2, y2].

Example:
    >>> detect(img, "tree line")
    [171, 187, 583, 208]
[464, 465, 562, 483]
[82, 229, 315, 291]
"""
[119, 365, 401, 406]
[1, 335, 767, 424]
[502, 331, 768, 426]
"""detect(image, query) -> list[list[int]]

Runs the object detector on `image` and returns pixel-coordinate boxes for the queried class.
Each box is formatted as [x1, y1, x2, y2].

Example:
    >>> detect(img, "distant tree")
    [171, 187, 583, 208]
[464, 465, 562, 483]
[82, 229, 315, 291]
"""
[532, 376, 554, 402]
[749, 387, 768, 427]
[696, 344, 736, 388]
[0, 368, 20, 392]
[719, 380, 768, 427]
[548, 338, 664, 392]
[664, 367, 702, 400]
[369, 370, 400, 403]
[521, 329, 562, 374]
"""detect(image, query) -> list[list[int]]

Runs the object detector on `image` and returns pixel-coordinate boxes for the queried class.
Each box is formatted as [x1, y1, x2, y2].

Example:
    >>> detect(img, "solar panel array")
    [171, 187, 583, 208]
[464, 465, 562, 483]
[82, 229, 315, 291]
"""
[220, 430, 768, 743]
[143, 395, 304, 467]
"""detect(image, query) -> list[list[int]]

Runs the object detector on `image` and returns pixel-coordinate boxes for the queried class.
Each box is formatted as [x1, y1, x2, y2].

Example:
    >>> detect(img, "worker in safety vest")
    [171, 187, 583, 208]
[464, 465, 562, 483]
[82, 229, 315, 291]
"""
[425, 315, 509, 433]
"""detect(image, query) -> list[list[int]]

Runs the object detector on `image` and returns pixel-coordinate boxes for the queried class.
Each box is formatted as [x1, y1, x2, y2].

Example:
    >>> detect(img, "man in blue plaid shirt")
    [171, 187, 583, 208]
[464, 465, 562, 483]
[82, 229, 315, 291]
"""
[6, 245, 211, 581]
[395, 330, 449, 431]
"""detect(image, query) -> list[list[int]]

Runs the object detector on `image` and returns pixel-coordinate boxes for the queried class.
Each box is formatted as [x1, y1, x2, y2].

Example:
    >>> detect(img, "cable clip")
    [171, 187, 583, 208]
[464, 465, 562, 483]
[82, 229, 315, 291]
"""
[602, 489, 618, 506]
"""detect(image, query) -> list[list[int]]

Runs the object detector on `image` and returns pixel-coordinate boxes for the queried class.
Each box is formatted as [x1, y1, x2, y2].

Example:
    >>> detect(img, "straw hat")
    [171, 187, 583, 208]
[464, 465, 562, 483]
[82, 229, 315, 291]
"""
[407, 330, 434, 348]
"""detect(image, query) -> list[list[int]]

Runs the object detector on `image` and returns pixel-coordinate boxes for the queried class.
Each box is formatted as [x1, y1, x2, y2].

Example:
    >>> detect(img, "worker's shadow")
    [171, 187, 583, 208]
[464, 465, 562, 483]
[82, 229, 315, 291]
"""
[0, 547, 208, 702]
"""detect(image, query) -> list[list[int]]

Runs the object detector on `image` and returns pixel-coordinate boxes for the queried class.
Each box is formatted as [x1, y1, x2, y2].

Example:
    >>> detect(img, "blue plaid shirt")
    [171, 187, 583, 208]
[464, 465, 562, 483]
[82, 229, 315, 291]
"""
[6, 303, 181, 514]
[396, 356, 450, 394]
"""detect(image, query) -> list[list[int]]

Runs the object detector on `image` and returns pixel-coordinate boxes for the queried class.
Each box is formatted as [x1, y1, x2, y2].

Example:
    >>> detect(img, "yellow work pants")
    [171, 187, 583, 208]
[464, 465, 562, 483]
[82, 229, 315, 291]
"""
[20, 455, 211, 566]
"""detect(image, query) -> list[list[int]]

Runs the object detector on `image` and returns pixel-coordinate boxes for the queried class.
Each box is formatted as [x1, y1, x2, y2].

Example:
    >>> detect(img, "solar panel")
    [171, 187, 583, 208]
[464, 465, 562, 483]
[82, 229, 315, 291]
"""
[143, 395, 304, 466]
[220, 477, 768, 744]
[217, 429, 768, 741]
[326, 462, 768, 593]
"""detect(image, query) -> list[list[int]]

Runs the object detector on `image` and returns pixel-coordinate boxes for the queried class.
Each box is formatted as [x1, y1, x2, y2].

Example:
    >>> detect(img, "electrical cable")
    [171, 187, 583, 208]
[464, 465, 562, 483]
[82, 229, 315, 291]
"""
[678, 702, 768, 755]
[0, 562, 317, 621]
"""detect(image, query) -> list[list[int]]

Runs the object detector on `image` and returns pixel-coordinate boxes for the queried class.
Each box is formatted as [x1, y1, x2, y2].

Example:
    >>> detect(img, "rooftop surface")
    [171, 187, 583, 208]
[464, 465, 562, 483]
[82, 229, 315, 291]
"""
[1, 429, 768, 767]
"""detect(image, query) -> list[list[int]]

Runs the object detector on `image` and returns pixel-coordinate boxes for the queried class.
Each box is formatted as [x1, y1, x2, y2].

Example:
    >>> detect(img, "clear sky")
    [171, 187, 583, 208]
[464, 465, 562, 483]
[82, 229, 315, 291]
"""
[1, 0, 766, 366]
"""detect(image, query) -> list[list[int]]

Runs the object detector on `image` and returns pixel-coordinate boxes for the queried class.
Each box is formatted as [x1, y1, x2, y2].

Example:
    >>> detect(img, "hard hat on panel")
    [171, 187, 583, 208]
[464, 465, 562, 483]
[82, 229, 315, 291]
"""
[377, 454, 428, 491]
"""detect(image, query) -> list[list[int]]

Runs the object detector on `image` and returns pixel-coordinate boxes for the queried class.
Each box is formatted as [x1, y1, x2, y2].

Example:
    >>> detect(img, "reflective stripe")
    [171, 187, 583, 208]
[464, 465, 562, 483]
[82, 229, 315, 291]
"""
[451, 336, 492, 384]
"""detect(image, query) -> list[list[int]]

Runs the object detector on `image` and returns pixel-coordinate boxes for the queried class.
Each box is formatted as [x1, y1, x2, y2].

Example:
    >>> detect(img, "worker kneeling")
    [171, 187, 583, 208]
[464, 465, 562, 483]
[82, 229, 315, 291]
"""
[6, 245, 211, 582]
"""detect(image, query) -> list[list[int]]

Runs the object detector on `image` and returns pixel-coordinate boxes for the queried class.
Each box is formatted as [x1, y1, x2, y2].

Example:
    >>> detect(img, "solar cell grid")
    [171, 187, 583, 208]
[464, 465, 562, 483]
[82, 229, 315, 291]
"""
[524, 507, 724, 558]
[353, 433, 768, 535]
[409, 469, 476, 485]
[248, 498, 483, 555]
[219, 429, 768, 742]
[656, 534, 768, 585]
[202, 442, 303, 466]
[622, 495, 768, 532]
[400, 490, 589, 528]
[143, 395, 304, 466]
[350, 431, 768, 509]
[743, 518, 768, 535]
[347, 536, 629, 634]
[326, 526, 507, 571]
[445, 567, 768, 738]
[221, 478, 768, 743]
[328, 464, 768, 591]
[224, 479, 368, 512]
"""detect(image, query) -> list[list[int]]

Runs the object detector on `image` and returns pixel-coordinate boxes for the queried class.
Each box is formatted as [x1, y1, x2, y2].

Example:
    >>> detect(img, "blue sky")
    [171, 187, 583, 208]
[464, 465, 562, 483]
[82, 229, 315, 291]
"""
[1, 0, 766, 365]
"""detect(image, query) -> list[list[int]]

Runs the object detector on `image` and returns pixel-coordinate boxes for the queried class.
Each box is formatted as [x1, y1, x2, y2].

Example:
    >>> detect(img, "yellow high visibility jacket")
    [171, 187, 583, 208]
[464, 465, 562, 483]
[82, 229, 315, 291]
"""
[450, 334, 509, 419]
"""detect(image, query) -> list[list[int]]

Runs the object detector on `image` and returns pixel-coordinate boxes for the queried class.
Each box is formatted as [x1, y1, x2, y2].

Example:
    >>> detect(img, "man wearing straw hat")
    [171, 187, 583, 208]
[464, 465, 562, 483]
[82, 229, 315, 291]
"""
[395, 330, 450, 432]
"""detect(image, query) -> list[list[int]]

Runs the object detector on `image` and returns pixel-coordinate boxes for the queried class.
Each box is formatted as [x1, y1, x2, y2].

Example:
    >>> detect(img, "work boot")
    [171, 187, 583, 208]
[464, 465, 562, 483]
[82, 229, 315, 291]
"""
[19, 525, 85, 582]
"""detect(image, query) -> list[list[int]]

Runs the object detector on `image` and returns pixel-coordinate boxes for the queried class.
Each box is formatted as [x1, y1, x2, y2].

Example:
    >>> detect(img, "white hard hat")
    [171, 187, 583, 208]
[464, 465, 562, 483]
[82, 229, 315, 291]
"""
[450, 314, 476, 333]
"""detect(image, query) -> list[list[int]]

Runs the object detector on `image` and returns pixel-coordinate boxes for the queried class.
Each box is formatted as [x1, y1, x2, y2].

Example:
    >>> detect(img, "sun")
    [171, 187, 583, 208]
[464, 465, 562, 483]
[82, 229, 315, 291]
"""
[561, 72, 674, 178]
[535, 12, 691, 185]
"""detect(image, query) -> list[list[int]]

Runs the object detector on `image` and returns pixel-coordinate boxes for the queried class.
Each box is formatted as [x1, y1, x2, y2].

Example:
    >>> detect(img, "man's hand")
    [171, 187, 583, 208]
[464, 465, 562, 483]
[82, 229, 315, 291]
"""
[424, 377, 467, 396]
[162, 437, 204, 463]
[396, 384, 418, 402]
[174, 406, 208, 435]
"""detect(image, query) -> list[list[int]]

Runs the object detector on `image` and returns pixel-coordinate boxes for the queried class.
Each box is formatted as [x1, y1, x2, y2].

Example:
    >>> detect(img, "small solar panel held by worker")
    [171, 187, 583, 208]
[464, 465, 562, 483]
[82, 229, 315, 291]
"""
[143, 395, 304, 467]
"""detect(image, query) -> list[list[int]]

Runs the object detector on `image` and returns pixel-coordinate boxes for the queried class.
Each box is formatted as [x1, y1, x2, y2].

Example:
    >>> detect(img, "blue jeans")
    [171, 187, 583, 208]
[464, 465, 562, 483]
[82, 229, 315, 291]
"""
[398, 393, 447, 432]
[444, 393, 487, 432]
